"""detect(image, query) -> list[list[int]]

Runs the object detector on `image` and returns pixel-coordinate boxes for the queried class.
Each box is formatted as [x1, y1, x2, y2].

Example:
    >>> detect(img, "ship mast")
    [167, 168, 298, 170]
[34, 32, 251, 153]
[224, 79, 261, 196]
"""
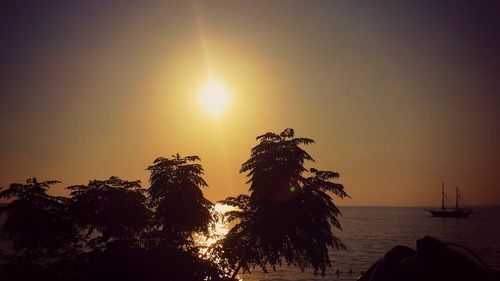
[441, 182, 445, 210]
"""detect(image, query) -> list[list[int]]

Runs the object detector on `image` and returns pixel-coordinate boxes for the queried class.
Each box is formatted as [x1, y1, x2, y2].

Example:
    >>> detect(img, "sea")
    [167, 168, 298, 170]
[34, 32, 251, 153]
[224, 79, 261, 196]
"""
[238, 206, 500, 281]
[1, 205, 499, 280]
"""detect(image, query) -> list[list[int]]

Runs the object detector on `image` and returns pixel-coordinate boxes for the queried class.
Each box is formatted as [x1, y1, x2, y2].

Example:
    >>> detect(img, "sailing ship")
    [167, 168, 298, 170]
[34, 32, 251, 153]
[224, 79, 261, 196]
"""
[426, 182, 473, 218]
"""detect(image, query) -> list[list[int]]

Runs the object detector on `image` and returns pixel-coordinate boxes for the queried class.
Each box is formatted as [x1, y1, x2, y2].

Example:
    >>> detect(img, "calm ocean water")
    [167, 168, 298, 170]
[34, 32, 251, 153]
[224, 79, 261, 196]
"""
[239, 206, 500, 281]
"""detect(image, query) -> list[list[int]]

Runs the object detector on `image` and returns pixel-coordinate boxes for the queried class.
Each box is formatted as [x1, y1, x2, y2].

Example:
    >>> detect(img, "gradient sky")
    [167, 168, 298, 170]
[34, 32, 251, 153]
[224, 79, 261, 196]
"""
[1, 1, 499, 206]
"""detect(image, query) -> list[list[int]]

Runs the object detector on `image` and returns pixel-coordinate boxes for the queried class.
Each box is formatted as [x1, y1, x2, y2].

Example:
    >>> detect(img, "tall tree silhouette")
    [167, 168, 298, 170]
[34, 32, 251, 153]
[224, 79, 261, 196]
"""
[220, 128, 348, 277]
[147, 154, 213, 248]
[0, 178, 76, 260]
[67, 176, 149, 248]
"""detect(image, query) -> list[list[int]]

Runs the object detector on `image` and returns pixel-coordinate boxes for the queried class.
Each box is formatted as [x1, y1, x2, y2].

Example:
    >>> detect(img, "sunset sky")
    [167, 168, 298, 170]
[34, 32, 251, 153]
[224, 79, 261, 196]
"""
[1, 1, 499, 206]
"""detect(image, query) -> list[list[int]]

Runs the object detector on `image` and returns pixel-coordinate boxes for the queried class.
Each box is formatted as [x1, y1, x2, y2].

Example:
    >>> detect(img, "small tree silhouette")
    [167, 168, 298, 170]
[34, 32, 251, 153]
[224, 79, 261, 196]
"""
[146, 154, 213, 248]
[0, 178, 76, 261]
[67, 176, 149, 248]
[220, 128, 348, 277]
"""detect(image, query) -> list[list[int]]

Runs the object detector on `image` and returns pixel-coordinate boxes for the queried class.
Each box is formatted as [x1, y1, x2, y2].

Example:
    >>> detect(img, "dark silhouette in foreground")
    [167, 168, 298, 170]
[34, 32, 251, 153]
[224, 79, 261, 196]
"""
[0, 158, 225, 281]
[215, 128, 348, 277]
[0, 129, 348, 280]
[358, 236, 500, 281]
[146, 154, 213, 248]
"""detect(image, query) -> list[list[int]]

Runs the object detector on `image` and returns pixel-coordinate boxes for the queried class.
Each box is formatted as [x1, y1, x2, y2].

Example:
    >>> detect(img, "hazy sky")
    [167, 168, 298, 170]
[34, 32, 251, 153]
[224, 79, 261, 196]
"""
[1, 1, 499, 206]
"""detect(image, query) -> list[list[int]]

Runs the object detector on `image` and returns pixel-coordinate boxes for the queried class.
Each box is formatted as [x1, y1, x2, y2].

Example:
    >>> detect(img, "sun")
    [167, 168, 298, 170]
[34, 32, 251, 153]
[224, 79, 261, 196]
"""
[199, 79, 230, 116]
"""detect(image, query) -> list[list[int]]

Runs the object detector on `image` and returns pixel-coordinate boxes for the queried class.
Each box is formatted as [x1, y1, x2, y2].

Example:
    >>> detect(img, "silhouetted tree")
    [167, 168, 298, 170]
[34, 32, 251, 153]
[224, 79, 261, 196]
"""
[67, 176, 149, 248]
[219, 128, 348, 277]
[0, 175, 225, 281]
[146, 154, 213, 248]
[0, 178, 76, 260]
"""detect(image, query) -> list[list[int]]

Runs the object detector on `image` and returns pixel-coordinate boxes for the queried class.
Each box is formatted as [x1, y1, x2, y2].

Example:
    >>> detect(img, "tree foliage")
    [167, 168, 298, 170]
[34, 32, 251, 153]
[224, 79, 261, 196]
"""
[146, 154, 213, 247]
[0, 178, 76, 260]
[220, 128, 348, 276]
[0, 129, 347, 280]
[67, 176, 149, 247]
[0, 166, 221, 281]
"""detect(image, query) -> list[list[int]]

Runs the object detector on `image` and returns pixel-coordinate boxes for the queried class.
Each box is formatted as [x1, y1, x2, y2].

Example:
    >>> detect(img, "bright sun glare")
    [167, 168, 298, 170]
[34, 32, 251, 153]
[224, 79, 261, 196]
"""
[199, 79, 230, 116]
[196, 203, 238, 257]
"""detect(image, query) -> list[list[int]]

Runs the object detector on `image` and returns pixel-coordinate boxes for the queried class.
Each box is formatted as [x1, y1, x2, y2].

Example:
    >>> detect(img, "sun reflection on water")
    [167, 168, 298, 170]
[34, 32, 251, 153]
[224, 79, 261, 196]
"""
[195, 203, 244, 280]
[196, 203, 237, 255]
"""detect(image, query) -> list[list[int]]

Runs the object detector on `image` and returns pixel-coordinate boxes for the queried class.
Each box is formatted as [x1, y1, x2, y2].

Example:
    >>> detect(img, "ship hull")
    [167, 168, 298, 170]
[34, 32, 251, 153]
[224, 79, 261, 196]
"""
[427, 208, 472, 218]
